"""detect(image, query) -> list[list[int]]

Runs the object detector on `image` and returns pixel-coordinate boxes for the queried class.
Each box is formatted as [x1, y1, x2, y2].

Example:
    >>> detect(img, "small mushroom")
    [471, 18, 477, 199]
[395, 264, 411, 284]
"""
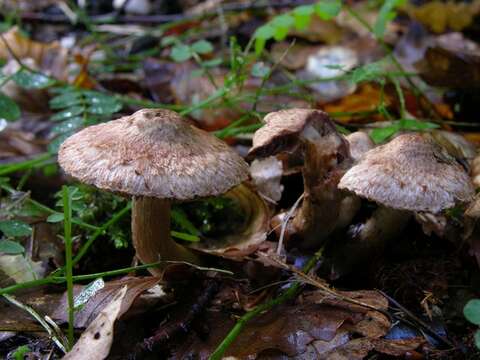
[58, 109, 249, 275]
[248, 108, 352, 248]
[331, 133, 475, 278]
[338, 133, 474, 214]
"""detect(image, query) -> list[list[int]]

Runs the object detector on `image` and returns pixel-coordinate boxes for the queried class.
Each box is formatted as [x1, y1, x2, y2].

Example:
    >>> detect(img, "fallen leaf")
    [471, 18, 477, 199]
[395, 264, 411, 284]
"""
[52, 276, 161, 328]
[63, 286, 127, 360]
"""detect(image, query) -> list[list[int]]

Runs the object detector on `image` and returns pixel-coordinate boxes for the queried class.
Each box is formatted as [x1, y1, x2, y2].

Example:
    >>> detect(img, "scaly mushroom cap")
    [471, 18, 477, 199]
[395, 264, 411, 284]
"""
[338, 133, 474, 213]
[248, 108, 337, 159]
[58, 109, 249, 200]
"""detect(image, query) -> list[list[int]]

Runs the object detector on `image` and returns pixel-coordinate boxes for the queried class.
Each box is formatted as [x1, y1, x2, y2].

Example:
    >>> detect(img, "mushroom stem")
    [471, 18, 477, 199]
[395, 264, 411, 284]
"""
[132, 196, 201, 275]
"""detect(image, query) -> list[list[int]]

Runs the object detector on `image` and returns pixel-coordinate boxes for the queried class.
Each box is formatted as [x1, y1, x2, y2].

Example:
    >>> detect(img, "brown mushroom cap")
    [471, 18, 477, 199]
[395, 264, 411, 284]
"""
[248, 108, 336, 159]
[58, 109, 249, 200]
[338, 133, 474, 213]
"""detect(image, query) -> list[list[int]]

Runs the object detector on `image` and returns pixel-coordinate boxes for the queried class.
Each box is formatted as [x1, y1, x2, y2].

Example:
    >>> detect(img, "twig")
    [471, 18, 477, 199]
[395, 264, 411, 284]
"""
[208, 247, 323, 360]
[132, 279, 219, 359]
[277, 193, 304, 255]
[62, 186, 75, 349]
[379, 290, 456, 349]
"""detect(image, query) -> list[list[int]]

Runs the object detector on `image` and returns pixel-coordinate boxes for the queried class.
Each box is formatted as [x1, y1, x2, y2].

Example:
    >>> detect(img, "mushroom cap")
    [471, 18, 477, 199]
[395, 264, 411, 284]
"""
[338, 133, 474, 213]
[58, 109, 249, 200]
[248, 108, 336, 159]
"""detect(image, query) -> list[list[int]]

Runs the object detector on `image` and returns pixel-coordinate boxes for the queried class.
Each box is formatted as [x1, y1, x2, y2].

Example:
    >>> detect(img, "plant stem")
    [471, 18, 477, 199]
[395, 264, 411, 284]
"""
[62, 186, 74, 350]
[0, 262, 161, 297]
[71, 201, 132, 268]
[208, 248, 324, 360]
[0, 153, 53, 176]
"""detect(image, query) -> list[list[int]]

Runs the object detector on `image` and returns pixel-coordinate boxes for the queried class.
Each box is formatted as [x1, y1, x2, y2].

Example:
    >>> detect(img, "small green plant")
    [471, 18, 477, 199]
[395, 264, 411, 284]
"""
[12, 345, 31, 360]
[464, 299, 480, 349]
[253, 0, 342, 55]
[48, 87, 122, 153]
[162, 36, 215, 63]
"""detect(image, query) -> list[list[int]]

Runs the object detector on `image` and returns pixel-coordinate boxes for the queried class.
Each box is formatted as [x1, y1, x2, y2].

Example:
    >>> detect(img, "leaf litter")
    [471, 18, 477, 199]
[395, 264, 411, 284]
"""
[0, 0, 480, 359]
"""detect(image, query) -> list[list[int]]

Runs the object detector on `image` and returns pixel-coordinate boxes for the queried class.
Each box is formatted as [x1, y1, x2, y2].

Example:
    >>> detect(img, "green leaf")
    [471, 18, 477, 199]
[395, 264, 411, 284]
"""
[373, 0, 405, 39]
[202, 58, 223, 68]
[370, 124, 401, 144]
[400, 119, 439, 131]
[170, 44, 192, 62]
[0, 93, 20, 121]
[293, 5, 315, 30]
[191, 40, 214, 54]
[0, 239, 25, 254]
[50, 116, 83, 135]
[254, 23, 276, 41]
[251, 62, 271, 78]
[161, 35, 177, 47]
[349, 61, 387, 84]
[314, 0, 342, 20]
[171, 230, 200, 242]
[50, 106, 84, 121]
[48, 133, 72, 154]
[49, 91, 82, 109]
[272, 14, 295, 41]
[12, 345, 30, 360]
[84, 91, 122, 115]
[47, 213, 65, 223]
[475, 330, 480, 349]
[254, 24, 276, 55]
[464, 299, 480, 325]
[0, 220, 32, 237]
[12, 68, 55, 89]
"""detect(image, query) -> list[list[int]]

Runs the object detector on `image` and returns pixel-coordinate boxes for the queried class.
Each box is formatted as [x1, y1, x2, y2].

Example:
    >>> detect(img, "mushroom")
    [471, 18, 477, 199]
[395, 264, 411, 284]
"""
[248, 108, 352, 248]
[339, 133, 474, 214]
[58, 109, 249, 274]
[330, 133, 475, 278]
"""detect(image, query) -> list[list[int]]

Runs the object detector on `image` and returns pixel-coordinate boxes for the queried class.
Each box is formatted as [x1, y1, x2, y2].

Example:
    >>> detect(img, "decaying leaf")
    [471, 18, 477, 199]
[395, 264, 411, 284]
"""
[416, 43, 480, 89]
[405, 0, 480, 33]
[0, 254, 45, 284]
[191, 184, 270, 260]
[52, 276, 161, 328]
[175, 289, 424, 359]
[63, 286, 127, 360]
[0, 27, 69, 80]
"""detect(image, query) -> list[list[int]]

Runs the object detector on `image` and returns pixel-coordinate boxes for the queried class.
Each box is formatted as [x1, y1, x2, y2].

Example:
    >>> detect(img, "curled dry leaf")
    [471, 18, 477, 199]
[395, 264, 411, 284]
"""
[63, 286, 128, 360]
[249, 109, 352, 248]
[190, 183, 270, 260]
[0, 27, 69, 80]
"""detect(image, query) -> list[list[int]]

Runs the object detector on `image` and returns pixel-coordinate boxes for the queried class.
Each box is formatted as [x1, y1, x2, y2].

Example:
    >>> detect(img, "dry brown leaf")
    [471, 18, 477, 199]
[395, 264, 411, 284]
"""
[175, 290, 392, 359]
[405, 0, 480, 33]
[63, 286, 127, 360]
[323, 84, 391, 123]
[52, 276, 161, 328]
[0, 27, 69, 80]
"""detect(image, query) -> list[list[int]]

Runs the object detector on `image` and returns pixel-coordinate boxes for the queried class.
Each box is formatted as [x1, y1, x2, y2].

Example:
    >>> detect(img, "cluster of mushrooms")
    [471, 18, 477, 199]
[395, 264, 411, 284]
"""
[58, 108, 479, 277]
